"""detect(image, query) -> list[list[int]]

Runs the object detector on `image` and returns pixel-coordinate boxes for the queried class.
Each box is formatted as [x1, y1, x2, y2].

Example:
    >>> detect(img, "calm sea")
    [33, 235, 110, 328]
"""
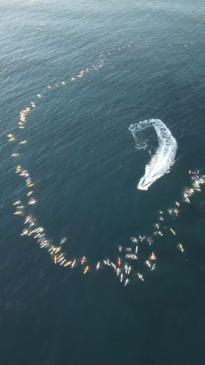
[1, 0, 205, 364]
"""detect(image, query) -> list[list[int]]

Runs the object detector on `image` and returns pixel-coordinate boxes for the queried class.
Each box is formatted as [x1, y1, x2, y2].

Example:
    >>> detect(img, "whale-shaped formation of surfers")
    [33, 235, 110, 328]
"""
[129, 119, 178, 191]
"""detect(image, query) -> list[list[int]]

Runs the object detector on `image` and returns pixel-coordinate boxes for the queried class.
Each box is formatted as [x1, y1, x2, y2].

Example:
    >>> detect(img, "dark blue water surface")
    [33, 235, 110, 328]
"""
[1, 0, 205, 364]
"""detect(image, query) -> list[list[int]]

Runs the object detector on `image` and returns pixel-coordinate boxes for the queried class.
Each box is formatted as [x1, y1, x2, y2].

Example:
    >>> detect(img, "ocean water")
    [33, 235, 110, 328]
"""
[1, 1, 205, 364]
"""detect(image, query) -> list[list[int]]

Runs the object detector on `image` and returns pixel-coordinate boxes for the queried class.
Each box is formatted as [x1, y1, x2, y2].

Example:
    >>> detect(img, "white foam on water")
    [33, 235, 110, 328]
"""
[129, 119, 177, 190]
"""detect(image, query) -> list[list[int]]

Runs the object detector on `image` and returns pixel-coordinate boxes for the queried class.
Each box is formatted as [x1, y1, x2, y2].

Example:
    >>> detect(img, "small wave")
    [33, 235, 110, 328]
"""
[129, 119, 177, 190]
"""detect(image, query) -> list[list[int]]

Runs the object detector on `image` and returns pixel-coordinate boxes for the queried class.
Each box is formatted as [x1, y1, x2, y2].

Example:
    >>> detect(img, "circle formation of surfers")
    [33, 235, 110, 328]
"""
[7, 48, 205, 287]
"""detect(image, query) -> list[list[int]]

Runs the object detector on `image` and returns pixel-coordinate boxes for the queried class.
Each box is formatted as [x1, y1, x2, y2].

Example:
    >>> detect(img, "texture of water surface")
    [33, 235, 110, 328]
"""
[1, 1, 205, 364]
